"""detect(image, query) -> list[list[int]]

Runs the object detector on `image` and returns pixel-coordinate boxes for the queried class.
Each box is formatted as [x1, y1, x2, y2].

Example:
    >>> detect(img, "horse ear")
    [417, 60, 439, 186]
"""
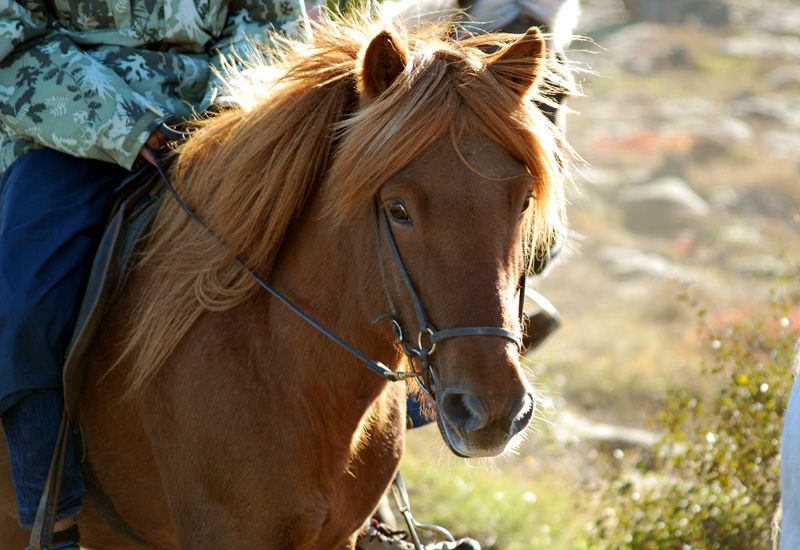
[487, 27, 547, 98]
[360, 30, 407, 101]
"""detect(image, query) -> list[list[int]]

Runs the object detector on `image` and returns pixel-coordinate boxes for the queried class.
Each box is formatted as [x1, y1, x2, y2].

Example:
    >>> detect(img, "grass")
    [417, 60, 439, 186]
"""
[402, 427, 594, 549]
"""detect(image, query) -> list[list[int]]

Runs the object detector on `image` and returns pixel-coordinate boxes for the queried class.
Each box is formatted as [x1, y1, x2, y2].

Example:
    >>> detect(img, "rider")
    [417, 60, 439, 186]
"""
[0, 0, 306, 546]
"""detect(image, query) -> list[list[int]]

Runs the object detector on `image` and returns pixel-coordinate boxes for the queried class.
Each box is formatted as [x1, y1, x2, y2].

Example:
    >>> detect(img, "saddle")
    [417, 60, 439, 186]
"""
[62, 163, 165, 421]
[29, 162, 166, 550]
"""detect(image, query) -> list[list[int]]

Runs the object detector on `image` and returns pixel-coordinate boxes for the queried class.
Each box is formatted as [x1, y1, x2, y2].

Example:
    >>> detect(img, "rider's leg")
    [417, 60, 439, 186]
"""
[2, 390, 82, 533]
[406, 395, 433, 429]
[0, 148, 125, 532]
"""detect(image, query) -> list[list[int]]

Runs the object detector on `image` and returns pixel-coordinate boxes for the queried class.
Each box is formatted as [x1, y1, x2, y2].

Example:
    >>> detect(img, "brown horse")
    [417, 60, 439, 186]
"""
[0, 12, 566, 548]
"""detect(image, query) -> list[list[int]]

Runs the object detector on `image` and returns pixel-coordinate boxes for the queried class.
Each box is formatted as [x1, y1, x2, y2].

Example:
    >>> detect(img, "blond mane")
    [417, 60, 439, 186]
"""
[120, 9, 568, 391]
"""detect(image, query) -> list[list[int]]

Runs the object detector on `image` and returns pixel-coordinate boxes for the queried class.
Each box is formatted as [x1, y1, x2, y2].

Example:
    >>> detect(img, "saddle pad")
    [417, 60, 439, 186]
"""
[62, 165, 165, 421]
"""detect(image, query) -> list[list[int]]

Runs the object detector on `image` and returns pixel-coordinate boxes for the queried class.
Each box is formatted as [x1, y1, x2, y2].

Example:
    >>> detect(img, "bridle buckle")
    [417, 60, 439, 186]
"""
[417, 326, 437, 357]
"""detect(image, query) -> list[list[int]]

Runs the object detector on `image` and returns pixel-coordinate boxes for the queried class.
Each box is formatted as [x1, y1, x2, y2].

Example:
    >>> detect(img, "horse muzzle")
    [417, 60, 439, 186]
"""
[435, 389, 536, 458]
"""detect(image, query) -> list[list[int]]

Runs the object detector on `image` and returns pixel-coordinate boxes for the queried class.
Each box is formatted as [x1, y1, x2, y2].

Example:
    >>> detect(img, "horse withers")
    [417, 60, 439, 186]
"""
[0, 12, 567, 548]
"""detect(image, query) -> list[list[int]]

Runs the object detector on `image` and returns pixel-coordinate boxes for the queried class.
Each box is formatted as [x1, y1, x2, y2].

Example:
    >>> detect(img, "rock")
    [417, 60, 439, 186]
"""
[650, 155, 688, 179]
[687, 117, 752, 160]
[732, 96, 800, 129]
[602, 23, 694, 75]
[762, 130, 800, 160]
[580, 166, 649, 188]
[716, 116, 753, 142]
[599, 246, 696, 282]
[718, 223, 764, 247]
[575, 0, 628, 34]
[723, 32, 800, 62]
[618, 177, 710, 236]
[654, 101, 753, 160]
[707, 186, 740, 210]
[621, 0, 730, 26]
[689, 135, 731, 162]
[693, 0, 730, 26]
[732, 185, 799, 224]
[729, 1, 800, 36]
[553, 409, 662, 448]
[728, 254, 789, 277]
[767, 66, 800, 90]
[657, 98, 753, 146]
[688, 117, 753, 161]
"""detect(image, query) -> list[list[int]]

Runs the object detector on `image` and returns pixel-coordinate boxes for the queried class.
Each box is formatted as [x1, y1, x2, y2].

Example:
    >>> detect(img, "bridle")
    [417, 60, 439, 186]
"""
[374, 200, 526, 396]
[149, 138, 527, 400]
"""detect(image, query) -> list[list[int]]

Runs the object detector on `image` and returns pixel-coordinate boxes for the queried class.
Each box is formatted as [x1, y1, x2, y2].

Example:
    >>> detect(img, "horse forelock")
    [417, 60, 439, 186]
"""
[118, 8, 568, 393]
[325, 28, 567, 266]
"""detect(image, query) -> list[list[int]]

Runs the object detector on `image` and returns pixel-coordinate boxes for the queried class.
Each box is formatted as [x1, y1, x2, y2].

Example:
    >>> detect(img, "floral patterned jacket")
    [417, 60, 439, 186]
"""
[0, 0, 307, 171]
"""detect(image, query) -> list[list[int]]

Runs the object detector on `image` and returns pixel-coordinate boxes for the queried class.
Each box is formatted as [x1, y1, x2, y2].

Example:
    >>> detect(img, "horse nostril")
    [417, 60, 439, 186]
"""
[441, 391, 489, 434]
[511, 393, 535, 436]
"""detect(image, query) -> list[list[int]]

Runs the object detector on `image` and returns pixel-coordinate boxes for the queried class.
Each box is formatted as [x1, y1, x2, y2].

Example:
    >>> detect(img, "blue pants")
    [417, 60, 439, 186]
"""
[407, 393, 434, 429]
[0, 149, 125, 527]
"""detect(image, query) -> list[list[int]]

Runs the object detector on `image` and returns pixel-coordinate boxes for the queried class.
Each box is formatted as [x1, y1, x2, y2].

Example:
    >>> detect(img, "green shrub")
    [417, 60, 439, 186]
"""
[590, 285, 799, 549]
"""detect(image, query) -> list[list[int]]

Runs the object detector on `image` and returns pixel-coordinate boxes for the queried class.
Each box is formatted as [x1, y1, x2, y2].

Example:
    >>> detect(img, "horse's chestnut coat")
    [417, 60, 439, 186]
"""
[0, 16, 566, 549]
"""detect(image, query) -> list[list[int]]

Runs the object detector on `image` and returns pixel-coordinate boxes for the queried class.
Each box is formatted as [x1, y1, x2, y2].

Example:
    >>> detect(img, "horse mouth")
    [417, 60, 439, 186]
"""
[435, 393, 536, 458]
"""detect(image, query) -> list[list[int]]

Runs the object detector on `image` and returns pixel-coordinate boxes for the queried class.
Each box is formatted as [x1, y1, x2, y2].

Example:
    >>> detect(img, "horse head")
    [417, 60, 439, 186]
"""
[378, 129, 539, 459]
[323, 25, 566, 458]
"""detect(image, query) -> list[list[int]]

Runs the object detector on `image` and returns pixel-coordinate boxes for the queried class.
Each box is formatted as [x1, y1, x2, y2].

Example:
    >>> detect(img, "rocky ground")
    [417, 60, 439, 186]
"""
[404, 1, 800, 547]
[537, 0, 800, 424]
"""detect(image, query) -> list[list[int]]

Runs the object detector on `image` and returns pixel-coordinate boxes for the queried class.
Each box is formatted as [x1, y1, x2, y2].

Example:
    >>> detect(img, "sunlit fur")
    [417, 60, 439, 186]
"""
[119, 8, 567, 392]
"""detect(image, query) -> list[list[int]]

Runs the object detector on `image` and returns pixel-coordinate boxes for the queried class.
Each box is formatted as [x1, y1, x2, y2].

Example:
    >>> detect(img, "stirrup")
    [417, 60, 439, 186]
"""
[25, 522, 80, 550]
[390, 472, 455, 550]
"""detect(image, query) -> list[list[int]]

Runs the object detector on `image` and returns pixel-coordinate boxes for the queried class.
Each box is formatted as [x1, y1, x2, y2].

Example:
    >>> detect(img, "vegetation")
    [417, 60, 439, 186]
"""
[402, 433, 592, 549]
[590, 283, 798, 549]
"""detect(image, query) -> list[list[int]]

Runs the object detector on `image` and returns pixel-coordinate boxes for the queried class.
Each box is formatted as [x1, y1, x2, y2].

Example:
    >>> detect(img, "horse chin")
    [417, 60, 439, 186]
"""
[434, 407, 523, 459]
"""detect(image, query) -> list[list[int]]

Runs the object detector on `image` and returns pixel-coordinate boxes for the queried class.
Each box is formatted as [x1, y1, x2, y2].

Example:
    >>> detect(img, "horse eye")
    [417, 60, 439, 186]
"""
[520, 194, 533, 217]
[388, 202, 411, 224]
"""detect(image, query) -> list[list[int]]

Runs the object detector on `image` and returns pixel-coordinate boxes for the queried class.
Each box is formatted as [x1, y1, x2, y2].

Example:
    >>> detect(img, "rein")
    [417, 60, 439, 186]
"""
[149, 139, 526, 397]
[149, 152, 414, 382]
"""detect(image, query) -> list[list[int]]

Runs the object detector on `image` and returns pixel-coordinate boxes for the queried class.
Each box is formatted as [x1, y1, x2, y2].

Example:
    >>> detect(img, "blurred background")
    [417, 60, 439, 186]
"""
[400, 0, 800, 547]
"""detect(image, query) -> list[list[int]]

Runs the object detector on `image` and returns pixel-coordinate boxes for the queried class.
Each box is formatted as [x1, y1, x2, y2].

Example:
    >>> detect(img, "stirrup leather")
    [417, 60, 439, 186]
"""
[391, 472, 455, 550]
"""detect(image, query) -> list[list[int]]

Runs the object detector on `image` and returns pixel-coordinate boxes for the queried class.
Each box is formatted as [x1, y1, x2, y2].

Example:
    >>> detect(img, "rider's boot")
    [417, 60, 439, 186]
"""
[24, 523, 80, 549]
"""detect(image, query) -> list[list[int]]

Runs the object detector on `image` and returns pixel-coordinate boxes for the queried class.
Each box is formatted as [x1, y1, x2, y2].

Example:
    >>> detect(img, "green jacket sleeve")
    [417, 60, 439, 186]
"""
[0, 1, 161, 169]
[201, 0, 309, 109]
